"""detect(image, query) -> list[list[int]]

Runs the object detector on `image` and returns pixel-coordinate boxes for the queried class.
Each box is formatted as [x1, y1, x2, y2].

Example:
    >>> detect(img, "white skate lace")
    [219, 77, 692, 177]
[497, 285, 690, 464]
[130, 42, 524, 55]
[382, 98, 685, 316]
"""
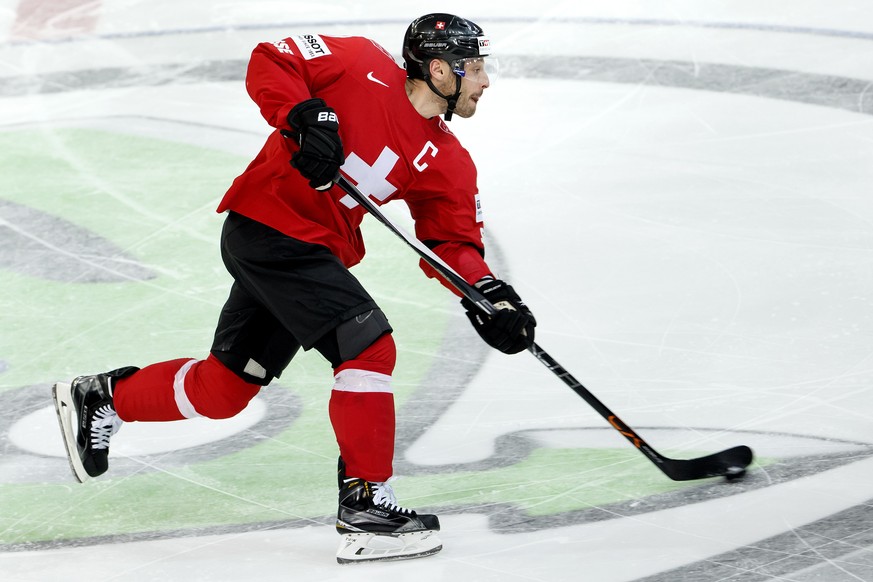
[90, 404, 122, 450]
[371, 479, 412, 515]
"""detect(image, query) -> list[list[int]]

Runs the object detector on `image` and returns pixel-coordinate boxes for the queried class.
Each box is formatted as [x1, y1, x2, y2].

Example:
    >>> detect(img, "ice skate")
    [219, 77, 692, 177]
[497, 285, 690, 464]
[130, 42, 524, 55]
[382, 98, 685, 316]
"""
[52, 367, 138, 482]
[335, 465, 441, 563]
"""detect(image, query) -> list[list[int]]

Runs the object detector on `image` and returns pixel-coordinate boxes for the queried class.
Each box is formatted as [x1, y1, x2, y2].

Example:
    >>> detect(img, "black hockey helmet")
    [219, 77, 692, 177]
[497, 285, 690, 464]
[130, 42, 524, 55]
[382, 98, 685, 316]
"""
[402, 13, 492, 80]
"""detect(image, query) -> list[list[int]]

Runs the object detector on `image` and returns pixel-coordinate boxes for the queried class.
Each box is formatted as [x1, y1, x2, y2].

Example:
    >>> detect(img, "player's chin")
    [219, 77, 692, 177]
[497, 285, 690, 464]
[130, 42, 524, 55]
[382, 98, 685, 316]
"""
[455, 102, 479, 118]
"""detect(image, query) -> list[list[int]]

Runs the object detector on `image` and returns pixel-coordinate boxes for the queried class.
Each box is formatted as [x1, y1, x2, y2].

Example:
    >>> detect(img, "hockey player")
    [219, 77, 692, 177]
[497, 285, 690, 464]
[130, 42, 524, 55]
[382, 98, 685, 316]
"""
[52, 13, 536, 563]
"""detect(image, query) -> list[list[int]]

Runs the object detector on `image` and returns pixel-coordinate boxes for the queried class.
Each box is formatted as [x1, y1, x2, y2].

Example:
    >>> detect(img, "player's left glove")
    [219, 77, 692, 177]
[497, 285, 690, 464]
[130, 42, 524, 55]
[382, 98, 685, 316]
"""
[286, 98, 345, 191]
[462, 278, 536, 354]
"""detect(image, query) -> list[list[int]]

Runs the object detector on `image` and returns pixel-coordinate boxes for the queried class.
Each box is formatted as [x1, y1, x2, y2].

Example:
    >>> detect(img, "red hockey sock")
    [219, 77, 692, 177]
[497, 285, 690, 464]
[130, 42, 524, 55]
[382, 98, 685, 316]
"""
[330, 334, 396, 482]
[330, 388, 395, 482]
[114, 355, 260, 421]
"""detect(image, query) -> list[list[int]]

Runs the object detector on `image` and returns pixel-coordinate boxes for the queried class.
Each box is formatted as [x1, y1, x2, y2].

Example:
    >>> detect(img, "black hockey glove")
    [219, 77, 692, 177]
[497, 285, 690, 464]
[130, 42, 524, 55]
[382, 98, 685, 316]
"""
[462, 278, 536, 354]
[286, 98, 345, 191]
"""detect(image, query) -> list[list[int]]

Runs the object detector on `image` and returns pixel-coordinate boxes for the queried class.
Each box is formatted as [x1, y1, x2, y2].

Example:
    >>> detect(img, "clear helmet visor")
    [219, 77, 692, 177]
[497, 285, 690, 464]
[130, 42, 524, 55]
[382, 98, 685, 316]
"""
[452, 56, 499, 84]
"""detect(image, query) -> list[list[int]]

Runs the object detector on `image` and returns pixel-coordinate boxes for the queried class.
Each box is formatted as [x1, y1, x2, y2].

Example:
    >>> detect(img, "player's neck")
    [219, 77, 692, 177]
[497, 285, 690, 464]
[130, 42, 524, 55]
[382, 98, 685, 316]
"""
[405, 78, 446, 119]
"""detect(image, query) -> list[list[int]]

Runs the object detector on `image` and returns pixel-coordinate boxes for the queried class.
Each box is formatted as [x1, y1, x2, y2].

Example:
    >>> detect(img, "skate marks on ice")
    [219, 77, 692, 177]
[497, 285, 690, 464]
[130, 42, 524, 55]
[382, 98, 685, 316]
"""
[5, 358, 873, 563]
[4, 368, 873, 550]
[0, 199, 156, 283]
[638, 502, 873, 581]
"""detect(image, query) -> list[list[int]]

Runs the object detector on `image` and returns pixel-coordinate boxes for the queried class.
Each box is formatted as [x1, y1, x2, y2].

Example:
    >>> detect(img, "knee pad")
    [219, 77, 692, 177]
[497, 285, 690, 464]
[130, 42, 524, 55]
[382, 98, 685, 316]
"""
[314, 308, 393, 369]
[336, 308, 392, 361]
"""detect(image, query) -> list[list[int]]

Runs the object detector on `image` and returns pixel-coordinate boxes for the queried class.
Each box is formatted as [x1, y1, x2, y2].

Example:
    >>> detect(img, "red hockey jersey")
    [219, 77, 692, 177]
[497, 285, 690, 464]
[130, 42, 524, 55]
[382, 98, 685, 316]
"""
[217, 34, 492, 286]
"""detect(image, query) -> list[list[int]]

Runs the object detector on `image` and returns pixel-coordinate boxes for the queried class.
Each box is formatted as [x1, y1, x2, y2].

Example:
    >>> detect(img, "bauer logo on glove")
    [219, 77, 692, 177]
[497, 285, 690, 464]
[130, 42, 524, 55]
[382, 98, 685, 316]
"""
[285, 97, 345, 191]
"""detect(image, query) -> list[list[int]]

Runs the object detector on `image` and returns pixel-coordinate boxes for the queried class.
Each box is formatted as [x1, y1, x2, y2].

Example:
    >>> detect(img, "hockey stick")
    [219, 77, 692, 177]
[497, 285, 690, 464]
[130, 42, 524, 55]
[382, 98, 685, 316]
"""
[336, 175, 753, 481]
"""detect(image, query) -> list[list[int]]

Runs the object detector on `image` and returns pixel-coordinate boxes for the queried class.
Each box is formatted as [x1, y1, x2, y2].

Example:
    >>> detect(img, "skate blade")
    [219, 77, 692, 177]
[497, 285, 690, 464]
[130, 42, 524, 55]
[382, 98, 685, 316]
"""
[52, 382, 89, 483]
[336, 530, 442, 564]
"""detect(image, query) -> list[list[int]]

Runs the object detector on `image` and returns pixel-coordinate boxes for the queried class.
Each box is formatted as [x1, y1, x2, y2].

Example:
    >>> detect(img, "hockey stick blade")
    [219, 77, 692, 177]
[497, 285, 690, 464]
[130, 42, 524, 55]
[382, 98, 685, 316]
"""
[529, 343, 754, 481]
[660, 445, 753, 481]
[335, 175, 754, 481]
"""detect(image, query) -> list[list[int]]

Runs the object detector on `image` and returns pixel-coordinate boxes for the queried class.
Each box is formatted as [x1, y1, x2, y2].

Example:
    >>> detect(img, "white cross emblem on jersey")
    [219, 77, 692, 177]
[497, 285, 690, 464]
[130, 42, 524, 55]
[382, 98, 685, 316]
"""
[339, 147, 399, 208]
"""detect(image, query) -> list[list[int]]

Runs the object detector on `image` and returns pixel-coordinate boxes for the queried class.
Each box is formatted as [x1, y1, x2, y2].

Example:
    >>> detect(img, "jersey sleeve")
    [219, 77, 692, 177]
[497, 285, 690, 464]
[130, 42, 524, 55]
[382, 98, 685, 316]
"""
[405, 154, 493, 292]
[425, 242, 493, 295]
[245, 35, 346, 129]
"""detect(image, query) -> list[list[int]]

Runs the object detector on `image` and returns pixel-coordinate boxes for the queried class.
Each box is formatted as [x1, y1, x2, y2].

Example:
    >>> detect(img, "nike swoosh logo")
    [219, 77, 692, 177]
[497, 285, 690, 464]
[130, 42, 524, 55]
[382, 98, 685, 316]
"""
[366, 71, 389, 88]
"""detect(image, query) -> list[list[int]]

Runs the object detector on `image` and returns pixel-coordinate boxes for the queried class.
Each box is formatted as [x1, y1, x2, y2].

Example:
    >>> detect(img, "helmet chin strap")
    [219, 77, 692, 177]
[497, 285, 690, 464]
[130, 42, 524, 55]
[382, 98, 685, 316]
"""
[424, 74, 463, 121]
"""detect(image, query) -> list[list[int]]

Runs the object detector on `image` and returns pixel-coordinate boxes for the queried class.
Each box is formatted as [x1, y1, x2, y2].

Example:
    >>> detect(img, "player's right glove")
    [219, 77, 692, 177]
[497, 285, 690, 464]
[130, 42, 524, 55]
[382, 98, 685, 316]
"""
[462, 278, 536, 354]
[286, 98, 345, 191]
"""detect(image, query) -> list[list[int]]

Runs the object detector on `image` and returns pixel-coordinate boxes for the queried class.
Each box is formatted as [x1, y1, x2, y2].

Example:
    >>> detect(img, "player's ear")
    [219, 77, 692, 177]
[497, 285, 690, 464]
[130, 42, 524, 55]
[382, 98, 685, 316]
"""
[428, 58, 449, 79]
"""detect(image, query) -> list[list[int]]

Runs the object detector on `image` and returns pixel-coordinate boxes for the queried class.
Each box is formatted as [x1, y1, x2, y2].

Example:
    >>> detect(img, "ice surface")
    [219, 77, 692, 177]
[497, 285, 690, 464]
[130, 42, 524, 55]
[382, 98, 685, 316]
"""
[2, 1, 873, 580]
